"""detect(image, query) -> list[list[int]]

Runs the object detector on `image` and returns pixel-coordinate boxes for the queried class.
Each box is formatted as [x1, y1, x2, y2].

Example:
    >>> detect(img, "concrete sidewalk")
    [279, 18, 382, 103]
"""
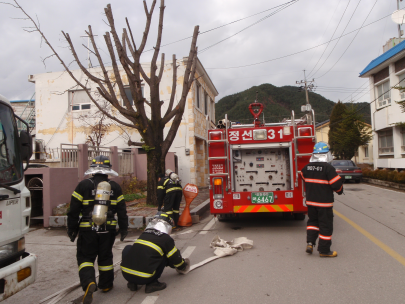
[49, 187, 210, 229]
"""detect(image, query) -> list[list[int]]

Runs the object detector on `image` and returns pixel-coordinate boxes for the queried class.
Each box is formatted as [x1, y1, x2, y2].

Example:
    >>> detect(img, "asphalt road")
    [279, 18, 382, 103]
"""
[4, 182, 405, 304]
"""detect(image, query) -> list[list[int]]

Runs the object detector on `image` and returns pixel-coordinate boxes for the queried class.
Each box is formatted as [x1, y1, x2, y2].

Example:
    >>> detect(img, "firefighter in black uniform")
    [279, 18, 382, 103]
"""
[120, 212, 190, 293]
[157, 169, 182, 226]
[67, 155, 128, 304]
[301, 142, 343, 258]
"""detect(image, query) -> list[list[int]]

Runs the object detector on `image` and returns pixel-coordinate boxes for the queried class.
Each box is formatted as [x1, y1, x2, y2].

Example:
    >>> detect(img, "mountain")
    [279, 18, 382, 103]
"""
[215, 84, 371, 125]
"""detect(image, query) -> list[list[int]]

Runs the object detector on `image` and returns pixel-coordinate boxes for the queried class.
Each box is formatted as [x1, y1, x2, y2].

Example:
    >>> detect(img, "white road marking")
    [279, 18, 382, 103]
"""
[141, 296, 159, 304]
[200, 218, 216, 235]
[182, 246, 196, 258]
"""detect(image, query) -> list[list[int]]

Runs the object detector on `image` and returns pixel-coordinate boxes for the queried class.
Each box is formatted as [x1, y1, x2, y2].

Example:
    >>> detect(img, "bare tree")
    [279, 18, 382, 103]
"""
[77, 101, 112, 148]
[5, 0, 199, 205]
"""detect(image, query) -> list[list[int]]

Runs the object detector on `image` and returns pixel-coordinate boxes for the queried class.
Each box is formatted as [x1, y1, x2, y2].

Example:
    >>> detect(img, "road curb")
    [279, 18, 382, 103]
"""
[190, 198, 210, 216]
[362, 177, 405, 191]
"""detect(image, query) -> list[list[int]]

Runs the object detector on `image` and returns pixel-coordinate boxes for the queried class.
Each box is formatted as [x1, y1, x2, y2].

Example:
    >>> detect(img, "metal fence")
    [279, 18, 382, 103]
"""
[118, 149, 133, 176]
[87, 146, 112, 167]
[60, 144, 79, 168]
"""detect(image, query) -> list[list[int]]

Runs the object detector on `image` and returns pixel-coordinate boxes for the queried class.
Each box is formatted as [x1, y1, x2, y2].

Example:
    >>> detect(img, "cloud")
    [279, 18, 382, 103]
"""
[0, 0, 399, 105]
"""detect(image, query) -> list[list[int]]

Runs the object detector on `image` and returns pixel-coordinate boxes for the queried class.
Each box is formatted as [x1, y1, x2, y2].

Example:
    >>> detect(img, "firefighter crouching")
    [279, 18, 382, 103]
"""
[67, 155, 128, 304]
[157, 169, 182, 226]
[301, 142, 343, 258]
[120, 213, 191, 293]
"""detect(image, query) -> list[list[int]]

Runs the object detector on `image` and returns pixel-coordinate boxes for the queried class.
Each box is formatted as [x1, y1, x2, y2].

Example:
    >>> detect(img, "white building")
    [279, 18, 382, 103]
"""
[359, 39, 405, 170]
[28, 57, 218, 186]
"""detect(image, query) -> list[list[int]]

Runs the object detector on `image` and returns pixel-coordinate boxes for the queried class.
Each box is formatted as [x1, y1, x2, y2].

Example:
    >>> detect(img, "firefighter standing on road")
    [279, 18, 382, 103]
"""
[157, 169, 182, 226]
[67, 155, 128, 304]
[120, 212, 190, 293]
[301, 142, 343, 258]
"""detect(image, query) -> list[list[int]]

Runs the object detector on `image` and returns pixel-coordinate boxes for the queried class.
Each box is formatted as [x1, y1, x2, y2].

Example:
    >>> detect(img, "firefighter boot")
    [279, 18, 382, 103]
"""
[320, 251, 338, 258]
[102, 285, 113, 293]
[306, 242, 314, 254]
[82, 282, 96, 304]
[145, 280, 167, 293]
[127, 282, 138, 292]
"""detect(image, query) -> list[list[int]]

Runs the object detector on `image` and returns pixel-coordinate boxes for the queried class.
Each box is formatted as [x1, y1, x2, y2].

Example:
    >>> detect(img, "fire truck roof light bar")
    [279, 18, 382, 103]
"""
[231, 122, 288, 128]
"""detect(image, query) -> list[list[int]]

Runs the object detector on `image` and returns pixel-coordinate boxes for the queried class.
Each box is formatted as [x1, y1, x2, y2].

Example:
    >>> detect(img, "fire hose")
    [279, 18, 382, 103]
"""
[40, 235, 253, 304]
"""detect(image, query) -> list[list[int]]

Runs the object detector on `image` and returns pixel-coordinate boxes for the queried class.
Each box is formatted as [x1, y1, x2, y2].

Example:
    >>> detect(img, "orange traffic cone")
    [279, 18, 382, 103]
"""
[177, 183, 198, 227]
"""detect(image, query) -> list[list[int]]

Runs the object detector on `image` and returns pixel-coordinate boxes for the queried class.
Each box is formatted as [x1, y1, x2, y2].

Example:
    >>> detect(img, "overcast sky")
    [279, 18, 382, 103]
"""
[0, 0, 401, 104]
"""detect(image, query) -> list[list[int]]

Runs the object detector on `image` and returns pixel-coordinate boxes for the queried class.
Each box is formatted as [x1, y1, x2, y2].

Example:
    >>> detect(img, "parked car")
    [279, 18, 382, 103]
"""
[330, 160, 362, 183]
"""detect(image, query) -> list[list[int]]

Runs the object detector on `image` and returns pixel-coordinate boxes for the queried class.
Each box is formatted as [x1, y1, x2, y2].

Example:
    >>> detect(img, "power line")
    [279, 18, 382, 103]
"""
[309, 0, 362, 78]
[314, 0, 379, 80]
[307, 0, 349, 78]
[198, 0, 299, 54]
[206, 8, 400, 70]
[143, 0, 299, 53]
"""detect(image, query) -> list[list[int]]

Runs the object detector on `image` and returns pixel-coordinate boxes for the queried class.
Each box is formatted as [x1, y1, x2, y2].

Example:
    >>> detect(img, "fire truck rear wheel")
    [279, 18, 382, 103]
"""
[293, 213, 305, 221]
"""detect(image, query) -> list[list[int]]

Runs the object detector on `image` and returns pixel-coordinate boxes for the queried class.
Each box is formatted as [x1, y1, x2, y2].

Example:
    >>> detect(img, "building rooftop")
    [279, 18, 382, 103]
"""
[359, 39, 405, 77]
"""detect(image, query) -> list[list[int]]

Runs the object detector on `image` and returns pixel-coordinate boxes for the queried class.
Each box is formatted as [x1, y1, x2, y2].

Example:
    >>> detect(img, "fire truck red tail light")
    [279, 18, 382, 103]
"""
[213, 178, 224, 199]
[210, 131, 223, 141]
[298, 127, 312, 137]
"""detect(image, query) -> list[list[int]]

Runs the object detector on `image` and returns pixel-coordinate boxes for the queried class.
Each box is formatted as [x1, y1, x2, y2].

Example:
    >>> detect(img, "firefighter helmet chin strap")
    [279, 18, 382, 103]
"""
[309, 151, 333, 163]
[145, 219, 172, 235]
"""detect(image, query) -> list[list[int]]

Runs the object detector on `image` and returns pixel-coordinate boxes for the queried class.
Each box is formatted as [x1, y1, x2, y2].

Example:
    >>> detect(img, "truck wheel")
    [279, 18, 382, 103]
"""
[294, 213, 305, 221]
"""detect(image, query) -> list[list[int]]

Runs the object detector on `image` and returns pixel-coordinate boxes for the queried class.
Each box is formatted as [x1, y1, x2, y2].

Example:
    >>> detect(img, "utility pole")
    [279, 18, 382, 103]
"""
[80, 34, 98, 68]
[296, 70, 316, 124]
[296, 70, 315, 105]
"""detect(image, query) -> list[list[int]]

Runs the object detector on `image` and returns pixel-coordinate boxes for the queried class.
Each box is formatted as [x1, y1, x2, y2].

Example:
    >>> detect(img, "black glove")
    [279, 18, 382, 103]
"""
[116, 229, 128, 241]
[176, 258, 190, 275]
[67, 229, 78, 242]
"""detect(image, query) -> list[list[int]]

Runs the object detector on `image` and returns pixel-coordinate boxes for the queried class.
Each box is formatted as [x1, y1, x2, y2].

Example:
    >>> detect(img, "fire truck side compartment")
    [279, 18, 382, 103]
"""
[231, 143, 292, 192]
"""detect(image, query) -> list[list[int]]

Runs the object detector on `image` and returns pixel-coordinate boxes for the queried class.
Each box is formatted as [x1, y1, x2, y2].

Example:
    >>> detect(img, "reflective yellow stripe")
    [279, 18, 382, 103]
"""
[80, 222, 92, 227]
[165, 211, 173, 214]
[160, 213, 169, 217]
[173, 210, 179, 213]
[174, 260, 184, 268]
[157, 186, 164, 189]
[166, 187, 182, 193]
[79, 262, 94, 271]
[83, 200, 93, 206]
[117, 195, 124, 202]
[110, 200, 117, 205]
[163, 179, 170, 186]
[134, 240, 163, 256]
[98, 265, 113, 271]
[72, 191, 83, 202]
[167, 246, 178, 258]
[107, 221, 117, 225]
[120, 266, 155, 278]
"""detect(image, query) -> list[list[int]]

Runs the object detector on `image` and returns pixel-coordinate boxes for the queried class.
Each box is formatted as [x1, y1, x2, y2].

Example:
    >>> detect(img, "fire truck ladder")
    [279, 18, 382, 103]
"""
[292, 109, 316, 187]
[208, 114, 230, 190]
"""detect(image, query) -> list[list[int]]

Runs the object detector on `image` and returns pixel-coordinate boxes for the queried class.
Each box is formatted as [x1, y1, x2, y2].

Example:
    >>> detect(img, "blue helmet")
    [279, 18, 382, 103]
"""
[313, 142, 329, 154]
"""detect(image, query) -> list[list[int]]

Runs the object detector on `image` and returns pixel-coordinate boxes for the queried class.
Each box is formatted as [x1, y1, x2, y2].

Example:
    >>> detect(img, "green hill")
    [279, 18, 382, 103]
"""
[215, 84, 371, 125]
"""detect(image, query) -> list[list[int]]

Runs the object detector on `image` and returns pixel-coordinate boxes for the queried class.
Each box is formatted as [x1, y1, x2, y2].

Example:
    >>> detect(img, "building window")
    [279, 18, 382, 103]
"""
[122, 86, 144, 106]
[401, 127, 405, 153]
[364, 146, 369, 158]
[399, 74, 405, 100]
[204, 93, 208, 115]
[375, 81, 391, 108]
[69, 89, 91, 111]
[378, 129, 394, 155]
[196, 83, 201, 109]
[211, 98, 215, 123]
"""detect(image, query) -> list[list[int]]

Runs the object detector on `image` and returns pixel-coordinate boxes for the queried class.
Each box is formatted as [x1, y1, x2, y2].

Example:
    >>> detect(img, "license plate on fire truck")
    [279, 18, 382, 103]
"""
[251, 192, 274, 204]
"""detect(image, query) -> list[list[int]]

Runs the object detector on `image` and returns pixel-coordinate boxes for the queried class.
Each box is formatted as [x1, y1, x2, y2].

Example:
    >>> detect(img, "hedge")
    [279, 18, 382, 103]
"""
[362, 168, 405, 184]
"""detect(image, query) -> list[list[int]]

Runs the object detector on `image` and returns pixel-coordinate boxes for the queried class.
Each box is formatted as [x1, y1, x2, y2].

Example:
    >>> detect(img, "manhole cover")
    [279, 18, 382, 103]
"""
[345, 188, 363, 191]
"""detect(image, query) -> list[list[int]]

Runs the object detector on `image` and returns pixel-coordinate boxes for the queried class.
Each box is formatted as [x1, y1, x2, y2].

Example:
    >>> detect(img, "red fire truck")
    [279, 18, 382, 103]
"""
[208, 101, 316, 221]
